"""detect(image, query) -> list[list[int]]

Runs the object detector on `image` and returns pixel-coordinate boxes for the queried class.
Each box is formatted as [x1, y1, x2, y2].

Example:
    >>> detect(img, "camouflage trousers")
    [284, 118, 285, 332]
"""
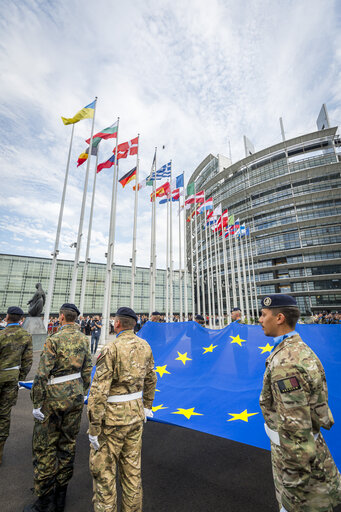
[271, 433, 341, 511]
[0, 381, 18, 443]
[90, 421, 143, 512]
[32, 397, 83, 496]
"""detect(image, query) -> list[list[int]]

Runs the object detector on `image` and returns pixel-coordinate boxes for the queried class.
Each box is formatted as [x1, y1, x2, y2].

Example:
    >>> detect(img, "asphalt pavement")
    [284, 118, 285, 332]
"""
[1, 350, 340, 512]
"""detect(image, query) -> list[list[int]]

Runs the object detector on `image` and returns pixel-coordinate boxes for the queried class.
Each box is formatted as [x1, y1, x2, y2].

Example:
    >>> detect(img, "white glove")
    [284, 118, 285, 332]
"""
[89, 434, 100, 451]
[144, 408, 153, 423]
[33, 408, 45, 421]
[280, 507, 288, 512]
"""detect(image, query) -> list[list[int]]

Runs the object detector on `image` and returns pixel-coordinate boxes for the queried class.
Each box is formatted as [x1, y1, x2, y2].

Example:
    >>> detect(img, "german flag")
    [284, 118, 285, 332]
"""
[119, 167, 137, 188]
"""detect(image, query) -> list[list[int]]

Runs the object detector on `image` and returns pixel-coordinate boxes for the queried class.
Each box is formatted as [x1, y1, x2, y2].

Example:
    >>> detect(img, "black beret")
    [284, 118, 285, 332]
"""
[115, 307, 138, 322]
[231, 307, 241, 312]
[7, 306, 24, 316]
[152, 311, 161, 316]
[195, 314, 205, 321]
[261, 294, 298, 309]
[60, 303, 80, 315]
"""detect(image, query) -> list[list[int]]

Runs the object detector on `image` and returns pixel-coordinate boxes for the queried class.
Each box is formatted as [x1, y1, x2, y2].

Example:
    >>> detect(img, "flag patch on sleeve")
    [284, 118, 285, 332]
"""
[276, 376, 301, 393]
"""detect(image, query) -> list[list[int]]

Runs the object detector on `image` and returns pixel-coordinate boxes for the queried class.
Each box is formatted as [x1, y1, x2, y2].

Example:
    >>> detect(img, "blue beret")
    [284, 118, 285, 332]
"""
[231, 307, 241, 312]
[195, 314, 205, 321]
[152, 311, 161, 316]
[115, 307, 138, 322]
[60, 303, 80, 315]
[261, 294, 298, 309]
[7, 306, 24, 316]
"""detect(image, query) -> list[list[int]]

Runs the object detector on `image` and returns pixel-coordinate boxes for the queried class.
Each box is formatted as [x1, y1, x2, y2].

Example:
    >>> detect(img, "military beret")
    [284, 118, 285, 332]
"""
[231, 307, 241, 312]
[195, 314, 205, 321]
[152, 311, 161, 316]
[261, 294, 298, 309]
[7, 306, 24, 316]
[60, 303, 80, 315]
[115, 307, 138, 322]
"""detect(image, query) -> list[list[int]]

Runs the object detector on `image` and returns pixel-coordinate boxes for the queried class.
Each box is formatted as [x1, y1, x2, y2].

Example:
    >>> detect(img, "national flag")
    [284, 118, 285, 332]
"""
[198, 197, 213, 213]
[215, 210, 229, 235]
[150, 181, 171, 201]
[176, 173, 184, 188]
[212, 204, 222, 218]
[61, 100, 95, 125]
[77, 145, 98, 167]
[113, 137, 139, 160]
[228, 214, 235, 226]
[119, 167, 137, 188]
[159, 188, 182, 204]
[86, 121, 118, 145]
[148, 162, 172, 181]
[97, 154, 115, 174]
[185, 190, 205, 209]
[187, 182, 195, 196]
[133, 178, 147, 191]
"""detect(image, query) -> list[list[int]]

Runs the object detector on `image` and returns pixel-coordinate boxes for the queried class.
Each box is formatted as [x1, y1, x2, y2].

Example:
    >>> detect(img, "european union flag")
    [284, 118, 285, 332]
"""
[138, 322, 341, 469]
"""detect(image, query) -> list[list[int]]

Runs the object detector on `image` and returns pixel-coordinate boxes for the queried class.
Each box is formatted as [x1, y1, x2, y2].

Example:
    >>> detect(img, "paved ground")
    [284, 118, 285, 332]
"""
[1, 350, 341, 512]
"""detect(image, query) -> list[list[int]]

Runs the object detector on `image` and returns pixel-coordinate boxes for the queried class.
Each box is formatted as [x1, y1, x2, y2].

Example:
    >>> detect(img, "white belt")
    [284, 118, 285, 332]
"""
[1, 365, 20, 371]
[47, 372, 81, 385]
[265, 423, 319, 447]
[107, 391, 142, 403]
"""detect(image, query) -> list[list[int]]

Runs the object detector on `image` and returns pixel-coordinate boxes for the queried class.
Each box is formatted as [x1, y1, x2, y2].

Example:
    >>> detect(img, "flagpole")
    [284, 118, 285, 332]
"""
[216, 229, 224, 327]
[79, 149, 99, 316]
[234, 228, 245, 318]
[101, 117, 120, 344]
[182, 183, 188, 321]
[130, 135, 140, 309]
[149, 149, 157, 316]
[229, 225, 237, 308]
[194, 199, 201, 316]
[244, 229, 255, 322]
[44, 124, 75, 328]
[204, 204, 212, 328]
[189, 211, 195, 319]
[69, 97, 97, 303]
[169, 160, 173, 321]
[208, 219, 215, 325]
[213, 226, 222, 327]
[240, 229, 250, 322]
[248, 229, 258, 318]
[199, 212, 206, 324]
[166, 195, 169, 321]
[222, 227, 231, 324]
[178, 193, 183, 321]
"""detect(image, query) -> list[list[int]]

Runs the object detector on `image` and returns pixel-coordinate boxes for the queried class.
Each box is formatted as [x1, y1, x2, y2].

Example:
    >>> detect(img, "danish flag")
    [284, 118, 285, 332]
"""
[113, 136, 138, 160]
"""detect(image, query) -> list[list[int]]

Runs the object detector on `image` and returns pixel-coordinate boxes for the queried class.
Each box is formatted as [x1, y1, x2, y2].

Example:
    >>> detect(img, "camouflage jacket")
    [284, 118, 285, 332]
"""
[31, 323, 92, 408]
[259, 333, 335, 506]
[88, 329, 157, 435]
[0, 325, 33, 383]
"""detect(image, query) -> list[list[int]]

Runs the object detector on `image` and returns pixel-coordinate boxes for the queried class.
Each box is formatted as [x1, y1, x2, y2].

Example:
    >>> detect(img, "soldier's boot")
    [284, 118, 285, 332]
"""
[23, 491, 56, 512]
[0, 441, 5, 465]
[55, 485, 67, 512]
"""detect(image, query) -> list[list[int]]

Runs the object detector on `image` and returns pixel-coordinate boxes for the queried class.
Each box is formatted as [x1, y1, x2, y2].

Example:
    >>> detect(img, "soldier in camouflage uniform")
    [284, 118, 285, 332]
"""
[259, 294, 341, 512]
[0, 306, 32, 464]
[88, 306, 157, 512]
[24, 303, 92, 512]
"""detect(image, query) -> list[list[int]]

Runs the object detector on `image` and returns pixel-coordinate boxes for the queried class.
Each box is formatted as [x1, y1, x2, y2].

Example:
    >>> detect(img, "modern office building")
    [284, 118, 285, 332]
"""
[0, 253, 192, 316]
[187, 110, 341, 315]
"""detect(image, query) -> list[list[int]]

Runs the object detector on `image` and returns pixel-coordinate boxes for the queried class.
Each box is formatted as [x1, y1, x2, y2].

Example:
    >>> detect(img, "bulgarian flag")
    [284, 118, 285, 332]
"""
[119, 167, 137, 188]
[97, 154, 115, 174]
[61, 100, 95, 125]
[86, 121, 118, 145]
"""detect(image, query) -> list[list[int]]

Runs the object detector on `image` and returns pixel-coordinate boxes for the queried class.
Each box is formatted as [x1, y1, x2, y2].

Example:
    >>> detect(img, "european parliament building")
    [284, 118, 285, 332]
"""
[0, 253, 190, 316]
[187, 107, 341, 315]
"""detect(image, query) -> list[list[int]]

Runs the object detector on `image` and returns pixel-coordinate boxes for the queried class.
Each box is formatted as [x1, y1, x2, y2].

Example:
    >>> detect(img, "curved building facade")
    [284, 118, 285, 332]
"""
[187, 126, 341, 316]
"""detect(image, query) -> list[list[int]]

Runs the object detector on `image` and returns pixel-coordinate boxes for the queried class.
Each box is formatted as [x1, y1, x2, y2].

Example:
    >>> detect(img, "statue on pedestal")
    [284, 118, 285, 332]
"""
[27, 283, 46, 317]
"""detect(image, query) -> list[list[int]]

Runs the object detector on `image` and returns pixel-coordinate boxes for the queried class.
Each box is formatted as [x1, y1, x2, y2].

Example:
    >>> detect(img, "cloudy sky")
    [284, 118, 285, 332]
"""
[1, 0, 340, 270]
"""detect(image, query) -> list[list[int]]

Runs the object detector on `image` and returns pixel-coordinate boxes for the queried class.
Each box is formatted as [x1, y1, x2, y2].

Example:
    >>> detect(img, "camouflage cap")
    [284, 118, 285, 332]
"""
[261, 294, 297, 309]
[7, 306, 24, 315]
[115, 307, 138, 322]
[60, 303, 80, 315]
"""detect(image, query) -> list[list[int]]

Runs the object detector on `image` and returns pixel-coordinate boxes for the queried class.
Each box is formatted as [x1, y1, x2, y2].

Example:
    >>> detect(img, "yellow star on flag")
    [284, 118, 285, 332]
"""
[227, 409, 259, 422]
[152, 404, 168, 412]
[175, 351, 192, 365]
[202, 344, 218, 354]
[155, 389, 160, 392]
[258, 343, 274, 354]
[229, 334, 246, 347]
[172, 407, 203, 419]
[155, 365, 171, 378]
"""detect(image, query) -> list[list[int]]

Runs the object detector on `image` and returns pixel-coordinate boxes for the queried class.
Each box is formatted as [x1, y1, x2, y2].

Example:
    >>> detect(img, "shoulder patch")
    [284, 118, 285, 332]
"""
[277, 376, 301, 393]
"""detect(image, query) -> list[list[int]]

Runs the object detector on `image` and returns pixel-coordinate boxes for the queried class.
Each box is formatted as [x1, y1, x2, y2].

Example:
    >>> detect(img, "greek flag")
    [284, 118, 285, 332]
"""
[148, 161, 172, 181]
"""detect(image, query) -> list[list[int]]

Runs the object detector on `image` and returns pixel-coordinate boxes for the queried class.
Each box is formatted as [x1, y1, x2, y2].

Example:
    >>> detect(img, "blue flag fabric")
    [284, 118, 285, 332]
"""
[176, 173, 184, 188]
[138, 322, 341, 469]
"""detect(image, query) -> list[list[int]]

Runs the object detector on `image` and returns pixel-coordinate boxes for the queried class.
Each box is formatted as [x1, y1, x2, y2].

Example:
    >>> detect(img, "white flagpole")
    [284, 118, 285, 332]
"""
[166, 196, 169, 321]
[194, 202, 201, 315]
[178, 193, 183, 321]
[240, 229, 250, 322]
[229, 225, 237, 308]
[69, 97, 97, 303]
[169, 161, 173, 321]
[208, 221, 215, 324]
[244, 229, 255, 322]
[182, 184, 188, 321]
[44, 124, 75, 328]
[234, 228, 245, 318]
[199, 213, 206, 324]
[130, 135, 140, 309]
[149, 149, 157, 316]
[216, 229, 224, 327]
[203, 202, 212, 328]
[189, 211, 195, 319]
[213, 226, 222, 327]
[101, 117, 120, 344]
[222, 228, 231, 324]
[79, 149, 99, 316]
[248, 229, 259, 317]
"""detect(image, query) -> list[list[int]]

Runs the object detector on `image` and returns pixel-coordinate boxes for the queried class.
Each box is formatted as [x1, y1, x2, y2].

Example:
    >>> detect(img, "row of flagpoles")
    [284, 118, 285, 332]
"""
[43, 97, 259, 336]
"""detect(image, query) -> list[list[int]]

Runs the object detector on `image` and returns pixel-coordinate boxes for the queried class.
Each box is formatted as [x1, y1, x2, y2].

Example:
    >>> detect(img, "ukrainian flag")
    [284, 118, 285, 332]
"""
[61, 100, 96, 125]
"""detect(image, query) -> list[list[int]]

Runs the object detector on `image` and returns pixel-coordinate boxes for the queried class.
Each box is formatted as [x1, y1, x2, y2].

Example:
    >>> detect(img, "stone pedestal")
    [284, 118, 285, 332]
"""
[22, 316, 47, 351]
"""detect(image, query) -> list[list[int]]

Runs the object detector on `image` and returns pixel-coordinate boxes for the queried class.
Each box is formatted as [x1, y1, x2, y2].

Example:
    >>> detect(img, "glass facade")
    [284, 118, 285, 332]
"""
[187, 127, 341, 315]
[0, 254, 192, 315]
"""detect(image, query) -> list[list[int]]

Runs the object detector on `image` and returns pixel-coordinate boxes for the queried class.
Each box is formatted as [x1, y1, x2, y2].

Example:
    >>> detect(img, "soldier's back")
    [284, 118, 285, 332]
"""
[0, 325, 32, 383]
